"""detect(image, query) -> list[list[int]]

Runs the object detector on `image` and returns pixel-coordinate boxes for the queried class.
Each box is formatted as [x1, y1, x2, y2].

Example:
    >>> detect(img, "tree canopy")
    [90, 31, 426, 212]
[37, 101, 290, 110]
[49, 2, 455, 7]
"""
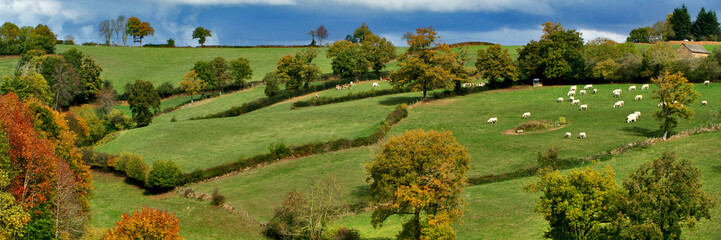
[192, 27, 212, 46]
[127, 79, 160, 127]
[126, 17, 154, 45]
[651, 71, 699, 139]
[669, 5, 693, 40]
[476, 44, 519, 84]
[517, 22, 584, 84]
[367, 129, 470, 239]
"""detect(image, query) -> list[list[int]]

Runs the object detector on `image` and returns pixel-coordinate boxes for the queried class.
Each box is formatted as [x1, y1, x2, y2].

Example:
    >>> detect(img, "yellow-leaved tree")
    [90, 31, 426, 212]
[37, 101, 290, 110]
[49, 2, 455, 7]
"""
[366, 129, 470, 240]
[180, 70, 205, 103]
[652, 71, 700, 139]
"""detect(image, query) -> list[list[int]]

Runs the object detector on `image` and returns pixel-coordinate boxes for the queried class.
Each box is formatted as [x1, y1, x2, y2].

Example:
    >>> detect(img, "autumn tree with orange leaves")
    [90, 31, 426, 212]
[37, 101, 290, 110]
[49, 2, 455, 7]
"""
[105, 207, 183, 240]
[126, 17, 154, 45]
[0, 93, 93, 239]
[366, 129, 470, 240]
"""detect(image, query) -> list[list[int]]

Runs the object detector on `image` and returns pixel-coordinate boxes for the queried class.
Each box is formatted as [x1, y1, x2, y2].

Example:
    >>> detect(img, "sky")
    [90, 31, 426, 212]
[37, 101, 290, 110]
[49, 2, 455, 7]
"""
[1, 0, 720, 47]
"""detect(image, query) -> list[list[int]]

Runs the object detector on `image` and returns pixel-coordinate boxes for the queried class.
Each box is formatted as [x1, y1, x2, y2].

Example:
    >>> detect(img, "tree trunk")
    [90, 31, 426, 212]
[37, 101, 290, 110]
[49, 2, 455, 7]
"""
[414, 210, 421, 238]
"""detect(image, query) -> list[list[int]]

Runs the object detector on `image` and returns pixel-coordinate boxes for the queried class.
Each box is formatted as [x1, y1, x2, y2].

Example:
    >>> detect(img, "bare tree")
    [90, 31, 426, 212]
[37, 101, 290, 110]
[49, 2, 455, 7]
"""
[98, 19, 112, 45]
[51, 64, 80, 110]
[115, 16, 127, 46]
[54, 161, 89, 239]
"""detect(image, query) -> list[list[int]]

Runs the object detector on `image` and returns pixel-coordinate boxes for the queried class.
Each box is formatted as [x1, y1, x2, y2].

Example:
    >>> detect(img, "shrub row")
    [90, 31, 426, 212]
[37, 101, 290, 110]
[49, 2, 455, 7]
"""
[179, 104, 409, 185]
[190, 78, 355, 120]
[291, 87, 411, 109]
[430, 86, 488, 99]
[82, 149, 183, 190]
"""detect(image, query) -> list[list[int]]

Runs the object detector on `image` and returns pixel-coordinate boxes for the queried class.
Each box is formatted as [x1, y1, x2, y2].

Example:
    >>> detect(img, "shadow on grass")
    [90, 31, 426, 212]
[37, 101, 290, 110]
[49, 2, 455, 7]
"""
[619, 126, 662, 138]
[120, 176, 173, 196]
[378, 96, 421, 106]
[712, 165, 721, 173]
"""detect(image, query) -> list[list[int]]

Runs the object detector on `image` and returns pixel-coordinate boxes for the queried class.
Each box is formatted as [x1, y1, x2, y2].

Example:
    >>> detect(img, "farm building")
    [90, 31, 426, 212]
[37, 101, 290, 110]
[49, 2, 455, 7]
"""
[676, 43, 710, 58]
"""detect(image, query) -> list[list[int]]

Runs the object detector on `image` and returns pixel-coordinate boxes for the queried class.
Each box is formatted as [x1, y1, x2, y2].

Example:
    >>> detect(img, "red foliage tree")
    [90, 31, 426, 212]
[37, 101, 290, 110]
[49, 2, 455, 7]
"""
[105, 207, 183, 240]
[316, 25, 328, 46]
[0, 93, 57, 209]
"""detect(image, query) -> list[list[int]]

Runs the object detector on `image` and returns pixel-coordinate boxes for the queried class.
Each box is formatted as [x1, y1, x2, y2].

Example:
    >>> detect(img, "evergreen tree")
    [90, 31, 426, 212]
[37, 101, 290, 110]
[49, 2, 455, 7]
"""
[670, 5, 693, 40]
[691, 7, 721, 41]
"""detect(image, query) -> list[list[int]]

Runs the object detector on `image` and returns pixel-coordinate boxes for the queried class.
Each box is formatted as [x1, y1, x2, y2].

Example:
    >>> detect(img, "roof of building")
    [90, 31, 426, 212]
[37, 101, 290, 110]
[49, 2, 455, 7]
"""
[681, 43, 711, 54]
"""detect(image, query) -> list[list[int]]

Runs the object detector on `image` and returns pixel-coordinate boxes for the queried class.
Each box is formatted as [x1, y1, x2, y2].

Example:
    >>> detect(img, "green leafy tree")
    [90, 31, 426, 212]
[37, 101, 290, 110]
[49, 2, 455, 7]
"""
[652, 71, 699, 139]
[127, 80, 160, 127]
[392, 26, 466, 98]
[353, 22, 373, 42]
[0, 22, 22, 55]
[0, 71, 52, 104]
[62, 48, 103, 101]
[367, 129, 470, 240]
[192, 60, 214, 92]
[263, 71, 280, 97]
[619, 152, 715, 239]
[123, 154, 148, 183]
[192, 27, 212, 46]
[276, 49, 321, 91]
[24, 24, 56, 54]
[642, 42, 676, 77]
[526, 166, 622, 240]
[476, 44, 519, 84]
[669, 5, 693, 40]
[229, 57, 253, 86]
[146, 160, 183, 189]
[360, 33, 396, 73]
[691, 7, 721, 41]
[517, 22, 584, 84]
[627, 27, 651, 43]
[327, 40, 367, 78]
[209, 57, 231, 94]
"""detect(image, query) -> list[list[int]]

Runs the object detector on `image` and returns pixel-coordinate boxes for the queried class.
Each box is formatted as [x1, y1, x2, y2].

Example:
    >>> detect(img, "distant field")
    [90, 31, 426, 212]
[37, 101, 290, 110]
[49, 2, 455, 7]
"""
[390, 83, 721, 176]
[51, 45, 335, 93]
[95, 90, 422, 172]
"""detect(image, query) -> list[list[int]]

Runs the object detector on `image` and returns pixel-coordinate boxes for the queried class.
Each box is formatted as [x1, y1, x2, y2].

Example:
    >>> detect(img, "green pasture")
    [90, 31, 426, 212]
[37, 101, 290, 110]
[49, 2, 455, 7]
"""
[339, 129, 721, 239]
[52, 45, 334, 93]
[90, 171, 265, 240]
[390, 83, 721, 176]
[95, 91, 423, 172]
[154, 86, 267, 124]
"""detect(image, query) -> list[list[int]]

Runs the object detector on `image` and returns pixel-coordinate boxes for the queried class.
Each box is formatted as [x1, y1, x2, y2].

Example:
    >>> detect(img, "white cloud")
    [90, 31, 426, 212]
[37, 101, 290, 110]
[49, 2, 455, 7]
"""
[579, 29, 627, 43]
[379, 27, 542, 47]
[153, 0, 294, 5]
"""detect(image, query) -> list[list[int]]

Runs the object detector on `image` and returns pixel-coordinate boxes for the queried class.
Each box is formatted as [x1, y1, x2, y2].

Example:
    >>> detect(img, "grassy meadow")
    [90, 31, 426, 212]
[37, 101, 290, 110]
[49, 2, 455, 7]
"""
[95, 90, 425, 172]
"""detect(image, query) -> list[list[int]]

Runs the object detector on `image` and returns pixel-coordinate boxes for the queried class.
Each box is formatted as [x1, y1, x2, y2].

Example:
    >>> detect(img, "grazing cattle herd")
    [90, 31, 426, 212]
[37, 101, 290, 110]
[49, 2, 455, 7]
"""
[485, 81, 713, 139]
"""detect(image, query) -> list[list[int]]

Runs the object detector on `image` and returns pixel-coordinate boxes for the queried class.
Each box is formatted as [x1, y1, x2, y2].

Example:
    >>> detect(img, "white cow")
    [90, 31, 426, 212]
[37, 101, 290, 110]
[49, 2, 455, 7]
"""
[629, 85, 637, 91]
[487, 117, 498, 124]
[372, 82, 380, 87]
[570, 86, 577, 91]
[614, 92, 621, 98]
[635, 95, 643, 101]
[702, 100, 708, 106]
[641, 84, 650, 90]
[634, 111, 641, 118]
[592, 89, 598, 94]
[557, 97, 564, 103]
[567, 91, 576, 96]
[569, 96, 575, 102]
[704, 80, 711, 86]
[571, 99, 581, 105]
[580, 104, 588, 111]
[565, 132, 572, 138]
[584, 84, 593, 89]
[579, 90, 587, 95]
[579, 132, 587, 139]
[522, 112, 531, 119]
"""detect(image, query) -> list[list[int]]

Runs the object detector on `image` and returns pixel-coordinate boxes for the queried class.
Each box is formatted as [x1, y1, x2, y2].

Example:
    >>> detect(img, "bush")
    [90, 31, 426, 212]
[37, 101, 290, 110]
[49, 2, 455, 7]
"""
[146, 160, 183, 189]
[537, 147, 560, 168]
[557, 117, 567, 125]
[170, 116, 177, 122]
[211, 188, 226, 206]
[325, 226, 361, 240]
[515, 121, 548, 132]
[104, 109, 133, 132]
[105, 207, 182, 239]
[114, 152, 134, 172]
[157, 82, 175, 98]
[122, 153, 148, 183]
[81, 148, 117, 169]
[268, 142, 289, 158]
